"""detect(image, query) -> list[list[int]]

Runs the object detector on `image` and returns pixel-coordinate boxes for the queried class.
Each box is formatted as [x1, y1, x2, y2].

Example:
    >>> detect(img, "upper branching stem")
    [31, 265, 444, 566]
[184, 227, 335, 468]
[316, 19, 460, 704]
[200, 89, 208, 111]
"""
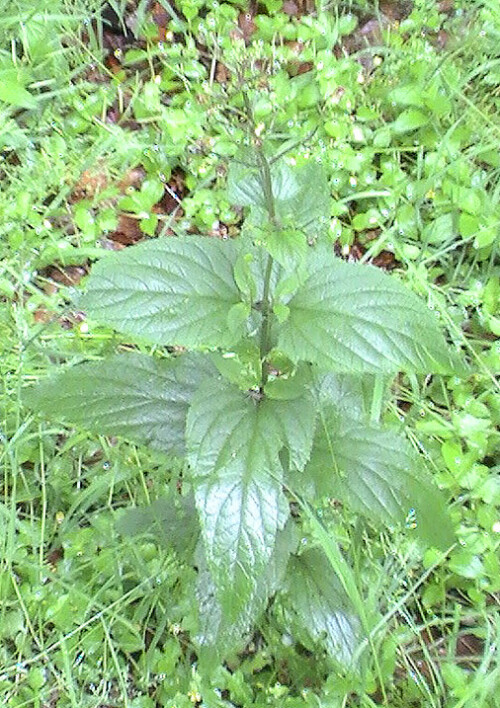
[242, 90, 277, 392]
[258, 252, 274, 389]
[256, 150, 277, 226]
[256, 146, 278, 390]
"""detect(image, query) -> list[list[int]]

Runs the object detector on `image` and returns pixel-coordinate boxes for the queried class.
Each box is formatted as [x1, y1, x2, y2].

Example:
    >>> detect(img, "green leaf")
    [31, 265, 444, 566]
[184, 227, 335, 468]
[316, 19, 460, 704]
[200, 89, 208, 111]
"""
[474, 219, 497, 249]
[116, 493, 199, 558]
[285, 549, 361, 666]
[338, 13, 358, 35]
[195, 551, 264, 663]
[306, 418, 455, 550]
[272, 389, 317, 471]
[186, 378, 314, 619]
[273, 302, 290, 323]
[140, 213, 158, 236]
[448, 550, 484, 579]
[0, 79, 37, 109]
[233, 251, 257, 301]
[80, 236, 242, 348]
[392, 108, 429, 133]
[196, 522, 298, 662]
[228, 157, 329, 238]
[458, 212, 479, 239]
[422, 213, 455, 244]
[227, 156, 299, 208]
[187, 379, 288, 620]
[141, 178, 165, 207]
[25, 353, 214, 457]
[226, 302, 250, 338]
[388, 84, 424, 107]
[278, 247, 461, 374]
[311, 369, 377, 420]
[264, 367, 308, 401]
[210, 341, 262, 390]
[265, 228, 308, 270]
[275, 162, 330, 238]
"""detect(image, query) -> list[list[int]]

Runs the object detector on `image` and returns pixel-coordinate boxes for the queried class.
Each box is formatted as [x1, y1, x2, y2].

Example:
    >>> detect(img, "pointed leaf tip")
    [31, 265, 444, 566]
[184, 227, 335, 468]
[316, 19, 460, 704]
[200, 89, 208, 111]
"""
[25, 352, 214, 457]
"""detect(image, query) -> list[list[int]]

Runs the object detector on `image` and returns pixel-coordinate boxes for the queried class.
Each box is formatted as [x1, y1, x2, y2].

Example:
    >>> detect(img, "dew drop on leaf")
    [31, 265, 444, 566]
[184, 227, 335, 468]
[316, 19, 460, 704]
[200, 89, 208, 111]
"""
[405, 508, 417, 529]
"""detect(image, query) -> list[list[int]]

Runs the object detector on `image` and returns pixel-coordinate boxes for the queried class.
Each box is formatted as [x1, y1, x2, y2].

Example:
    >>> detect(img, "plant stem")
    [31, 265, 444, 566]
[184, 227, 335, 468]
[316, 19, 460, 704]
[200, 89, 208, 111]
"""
[259, 253, 274, 388]
[241, 90, 278, 390]
[256, 150, 277, 225]
[256, 151, 277, 389]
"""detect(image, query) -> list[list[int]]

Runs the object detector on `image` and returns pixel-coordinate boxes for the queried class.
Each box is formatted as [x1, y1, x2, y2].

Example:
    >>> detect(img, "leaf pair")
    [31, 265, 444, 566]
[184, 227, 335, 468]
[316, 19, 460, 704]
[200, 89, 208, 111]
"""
[186, 377, 316, 623]
[79, 235, 464, 376]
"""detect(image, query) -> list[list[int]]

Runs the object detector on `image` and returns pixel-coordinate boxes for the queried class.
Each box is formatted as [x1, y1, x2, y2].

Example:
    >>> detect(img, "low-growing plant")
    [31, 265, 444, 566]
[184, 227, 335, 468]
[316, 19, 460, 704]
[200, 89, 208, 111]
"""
[26, 102, 466, 672]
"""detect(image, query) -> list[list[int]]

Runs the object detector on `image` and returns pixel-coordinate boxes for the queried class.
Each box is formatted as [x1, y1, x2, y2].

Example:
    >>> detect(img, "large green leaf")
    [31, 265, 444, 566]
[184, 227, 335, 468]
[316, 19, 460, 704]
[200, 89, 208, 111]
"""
[195, 522, 298, 662]
[26, 353, 214, 456]
[306, 417, 455, 550]
[274, 161, 330, 238]
[285, 549, 361, 667]
[279, 247, 462, 374]
[228, 156, 329, 238]
[227, 156, 299, 209]
[187, 378, 313, 619]
[80, 236, 242, 348]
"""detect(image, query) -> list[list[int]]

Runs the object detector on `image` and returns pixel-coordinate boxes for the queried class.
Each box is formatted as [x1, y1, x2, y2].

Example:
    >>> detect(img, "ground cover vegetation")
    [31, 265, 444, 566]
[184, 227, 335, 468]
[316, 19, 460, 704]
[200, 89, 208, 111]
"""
[0, 0, 499, 706]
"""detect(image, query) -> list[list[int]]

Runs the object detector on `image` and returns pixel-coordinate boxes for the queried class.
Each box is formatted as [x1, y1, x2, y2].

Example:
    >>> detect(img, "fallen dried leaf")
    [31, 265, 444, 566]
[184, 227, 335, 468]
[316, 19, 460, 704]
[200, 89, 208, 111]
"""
[71, 169, 108, 201]
[108, 213, 144, 245]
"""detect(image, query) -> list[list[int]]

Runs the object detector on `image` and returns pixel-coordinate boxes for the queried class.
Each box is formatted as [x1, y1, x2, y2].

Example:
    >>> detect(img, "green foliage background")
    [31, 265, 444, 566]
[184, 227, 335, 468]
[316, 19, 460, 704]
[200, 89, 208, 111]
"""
[0, 0, 499, 706]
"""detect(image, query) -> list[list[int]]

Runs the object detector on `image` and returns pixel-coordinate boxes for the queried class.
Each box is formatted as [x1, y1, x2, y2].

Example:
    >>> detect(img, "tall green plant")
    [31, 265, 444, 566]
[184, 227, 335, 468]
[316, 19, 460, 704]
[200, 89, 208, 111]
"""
[26, 135, 464, 668]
